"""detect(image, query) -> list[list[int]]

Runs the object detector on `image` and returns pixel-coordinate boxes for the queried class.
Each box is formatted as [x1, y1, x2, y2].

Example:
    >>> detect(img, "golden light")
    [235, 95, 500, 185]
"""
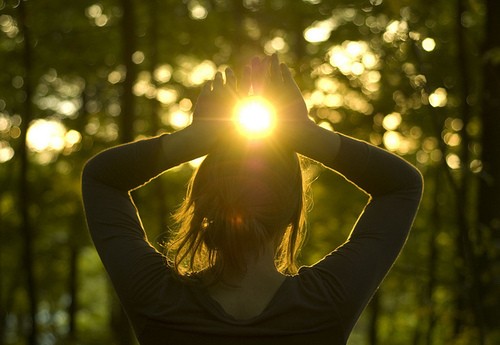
[169, 109, 191, 129]
[153, 64, 172, 83]
[157, 87, 178, 105]
[383, 131, 401, 152]
[0, 141, 14, 163]
[429, 88, 448, 107]
[422, 38, 436, 52]
[189, 3, 208, 20]
[382, 112, 402, 131]
[234, 97, 276, 138]
[303, 19, 336, 43]
[446, 153, 461, 170]
[189, 60, 217, 86]
[27, 119, 66, 152]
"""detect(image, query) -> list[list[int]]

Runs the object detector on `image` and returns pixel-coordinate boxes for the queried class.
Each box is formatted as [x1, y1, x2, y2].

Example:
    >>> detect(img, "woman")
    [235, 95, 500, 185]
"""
[82, 55, 423, 344]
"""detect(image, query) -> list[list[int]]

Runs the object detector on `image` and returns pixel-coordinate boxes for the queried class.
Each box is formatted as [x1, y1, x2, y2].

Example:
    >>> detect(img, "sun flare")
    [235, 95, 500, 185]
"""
[234, 97, 276, 138]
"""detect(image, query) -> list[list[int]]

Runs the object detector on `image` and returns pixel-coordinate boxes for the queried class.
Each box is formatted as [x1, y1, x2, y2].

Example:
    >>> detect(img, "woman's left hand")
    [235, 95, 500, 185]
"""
[187, 67, 251, 148]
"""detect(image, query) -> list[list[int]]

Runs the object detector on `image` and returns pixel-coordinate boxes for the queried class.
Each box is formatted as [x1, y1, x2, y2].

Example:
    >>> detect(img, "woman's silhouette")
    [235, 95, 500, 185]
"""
[82, 54, 423, 344]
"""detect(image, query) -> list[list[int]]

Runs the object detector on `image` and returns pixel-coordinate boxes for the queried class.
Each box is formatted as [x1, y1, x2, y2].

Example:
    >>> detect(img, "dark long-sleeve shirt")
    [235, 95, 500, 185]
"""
[81, 133, 423, 344]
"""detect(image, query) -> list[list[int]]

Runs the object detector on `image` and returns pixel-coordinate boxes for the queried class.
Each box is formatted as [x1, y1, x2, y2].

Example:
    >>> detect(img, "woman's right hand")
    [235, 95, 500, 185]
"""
[252, 54, 341, 162]
[256, 55, 309, 119]
[251, 54, 319, 147]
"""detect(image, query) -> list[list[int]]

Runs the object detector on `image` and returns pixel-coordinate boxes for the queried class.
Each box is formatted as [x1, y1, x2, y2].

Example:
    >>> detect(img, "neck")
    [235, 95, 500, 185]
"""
[205, 243, 287, 320]
[214, 243, 283, 288]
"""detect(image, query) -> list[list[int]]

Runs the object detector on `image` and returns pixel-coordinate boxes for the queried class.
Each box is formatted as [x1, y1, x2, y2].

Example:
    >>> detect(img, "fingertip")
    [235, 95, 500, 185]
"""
[264, 55, 272, 67]
[270, 54, 281, 80]
[225, 67, 235, 80]
[240, 66, 252, 96]
[213, 71, 224, 87]
[225, 67, 237, 88]
[243, 64, 252, 75]
[250, 57, 261, 72]
[242, 65, 252, 81]
[280, 63, 293, 81]
[202, 80, 212, 91]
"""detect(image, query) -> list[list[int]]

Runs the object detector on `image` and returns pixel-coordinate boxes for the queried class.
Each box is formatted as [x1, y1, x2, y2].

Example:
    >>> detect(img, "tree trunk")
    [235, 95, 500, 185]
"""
[478, 0, 500, 338]
[67, 246, 78, 341]
[451, 0, 485, 342]
[148, 0, 168, 236]
[120, 0, 136, 144]
[367, 291, 380, 345]
[17, 1, 38, 344]
[411, 166, 440, 345]
[424, 167, 440, 345]
[109, 0, 137, 344]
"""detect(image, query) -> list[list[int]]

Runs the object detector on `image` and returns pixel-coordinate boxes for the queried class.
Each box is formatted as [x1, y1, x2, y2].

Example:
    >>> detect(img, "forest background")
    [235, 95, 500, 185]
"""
[0, 0, 498, 344]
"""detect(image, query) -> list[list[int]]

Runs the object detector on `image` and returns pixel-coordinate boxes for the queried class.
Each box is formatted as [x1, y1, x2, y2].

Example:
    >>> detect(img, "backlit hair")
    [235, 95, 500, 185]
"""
[167, 141, 309, 283]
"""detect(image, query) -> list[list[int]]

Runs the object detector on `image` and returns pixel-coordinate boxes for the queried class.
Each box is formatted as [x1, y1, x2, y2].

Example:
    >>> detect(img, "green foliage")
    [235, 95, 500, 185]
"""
[0, 0, 497, 344]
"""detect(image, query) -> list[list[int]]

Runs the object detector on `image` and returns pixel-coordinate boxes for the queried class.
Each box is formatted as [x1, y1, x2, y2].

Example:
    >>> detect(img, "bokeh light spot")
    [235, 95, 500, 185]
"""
[27, 119, 66, 152]
[429, 88, 448, 107]
[382, 112, 402, 131]
[422, 38, 436, 52]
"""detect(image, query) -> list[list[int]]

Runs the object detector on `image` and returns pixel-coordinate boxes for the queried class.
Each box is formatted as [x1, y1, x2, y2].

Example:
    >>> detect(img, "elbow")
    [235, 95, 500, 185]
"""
[407, 165, 424, 200]
[413, 165, 424, 189]
[81, 158, 94, 202]
[81, 157, 93, 181]
[81, 155, 100, 186]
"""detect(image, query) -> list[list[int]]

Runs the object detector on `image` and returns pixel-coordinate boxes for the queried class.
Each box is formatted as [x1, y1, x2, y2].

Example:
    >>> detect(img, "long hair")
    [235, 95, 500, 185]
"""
[167, 140, 309, 283]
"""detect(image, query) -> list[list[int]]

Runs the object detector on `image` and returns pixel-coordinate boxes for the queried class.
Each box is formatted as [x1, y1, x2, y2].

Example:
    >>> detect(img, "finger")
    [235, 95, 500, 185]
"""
[199, 80, 212, 95]
[251, 56, 262, 72]
[251, 56, 269, 94]
[280, 63, 295, 85]
[270, 53, 281, 83]
[213, 71, 223, 90]
[193, 81, 212, 117]
[225, 67, 236, 90]
[239, 65, 251, 96]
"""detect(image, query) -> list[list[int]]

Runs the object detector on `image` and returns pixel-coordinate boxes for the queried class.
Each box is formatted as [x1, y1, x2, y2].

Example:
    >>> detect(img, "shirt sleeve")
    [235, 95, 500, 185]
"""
[309, 134, 423, 334]
[81, 135, 179, 326]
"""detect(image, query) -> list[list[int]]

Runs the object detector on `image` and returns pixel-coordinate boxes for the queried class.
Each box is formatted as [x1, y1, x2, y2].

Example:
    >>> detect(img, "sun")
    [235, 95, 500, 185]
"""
[234, 96, 276, 138]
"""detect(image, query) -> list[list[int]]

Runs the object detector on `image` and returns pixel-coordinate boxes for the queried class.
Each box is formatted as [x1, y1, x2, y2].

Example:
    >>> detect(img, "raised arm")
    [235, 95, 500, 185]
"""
[257, 54, 423, 333]
[82, 69, 244, 190]
[255, 53, 422, 211]
[81, 68, 246, 319]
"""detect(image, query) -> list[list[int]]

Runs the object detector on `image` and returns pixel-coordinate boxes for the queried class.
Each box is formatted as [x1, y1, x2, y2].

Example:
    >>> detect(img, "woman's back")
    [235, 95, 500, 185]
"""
[82, 134, 422, 344]
[205, 254, 287, 320]
[81, 56, 423, 344]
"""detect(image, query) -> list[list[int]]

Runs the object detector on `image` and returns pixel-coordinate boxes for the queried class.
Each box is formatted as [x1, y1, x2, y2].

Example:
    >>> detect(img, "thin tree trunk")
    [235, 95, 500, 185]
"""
[0, 146, 11, 345]
[368, 291, 380, 345]
[0, 193, 5, 345]
[67, 245, 78, 341]
[148, 0, 168, 236]
[120, 0, 136, 144]
[17, 1, 38, 344]
[453, 0, 485, 342]
[424, 167, 440, 345]
[478, 0, 500, 338]
[109, 0, 137, 344]
[148, 0, 161, 135]
[412, 168, 441, 345]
